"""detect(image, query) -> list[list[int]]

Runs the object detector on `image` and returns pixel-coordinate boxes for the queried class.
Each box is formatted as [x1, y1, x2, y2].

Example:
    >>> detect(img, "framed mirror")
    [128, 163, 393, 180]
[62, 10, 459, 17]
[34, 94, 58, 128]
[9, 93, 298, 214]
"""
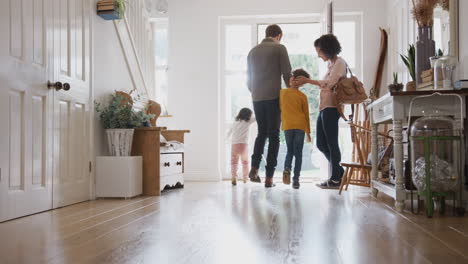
[433, 0, 458, 58]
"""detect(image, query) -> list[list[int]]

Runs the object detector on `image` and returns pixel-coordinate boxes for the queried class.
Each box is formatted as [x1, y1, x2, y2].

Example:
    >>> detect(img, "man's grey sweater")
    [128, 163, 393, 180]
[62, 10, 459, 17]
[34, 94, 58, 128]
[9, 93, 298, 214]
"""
[247, 38, 292, 102]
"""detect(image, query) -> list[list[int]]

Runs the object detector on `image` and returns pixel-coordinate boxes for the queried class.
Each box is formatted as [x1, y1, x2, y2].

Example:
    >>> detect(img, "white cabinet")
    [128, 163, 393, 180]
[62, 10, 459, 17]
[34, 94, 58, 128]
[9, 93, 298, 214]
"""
[96, 156, 143, 198]
[160, 153, 184, 191]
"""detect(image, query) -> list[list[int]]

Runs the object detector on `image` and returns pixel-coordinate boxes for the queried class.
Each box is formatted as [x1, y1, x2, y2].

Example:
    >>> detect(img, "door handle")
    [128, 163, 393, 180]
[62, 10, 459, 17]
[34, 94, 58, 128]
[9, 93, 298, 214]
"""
[48, 81, 71, 91]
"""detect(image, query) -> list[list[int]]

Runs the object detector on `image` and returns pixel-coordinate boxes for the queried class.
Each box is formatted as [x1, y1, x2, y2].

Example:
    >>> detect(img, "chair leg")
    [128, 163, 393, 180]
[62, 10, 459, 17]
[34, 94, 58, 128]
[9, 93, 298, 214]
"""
[339, 167, 350, 195]
[345, 167, 354, 191]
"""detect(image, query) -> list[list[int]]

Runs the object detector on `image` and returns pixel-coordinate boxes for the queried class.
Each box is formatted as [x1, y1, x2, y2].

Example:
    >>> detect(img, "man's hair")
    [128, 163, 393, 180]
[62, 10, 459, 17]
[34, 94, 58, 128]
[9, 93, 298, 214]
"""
[265, 24, 283, 38]
[292, 68, 310, 79]
[314, 34, 342, 58]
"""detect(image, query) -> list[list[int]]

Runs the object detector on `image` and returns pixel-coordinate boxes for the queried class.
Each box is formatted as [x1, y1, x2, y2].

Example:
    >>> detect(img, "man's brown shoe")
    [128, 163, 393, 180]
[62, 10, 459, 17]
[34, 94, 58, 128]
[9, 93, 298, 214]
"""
[264, 177, 276, 188]
[249, 168, 261, 183]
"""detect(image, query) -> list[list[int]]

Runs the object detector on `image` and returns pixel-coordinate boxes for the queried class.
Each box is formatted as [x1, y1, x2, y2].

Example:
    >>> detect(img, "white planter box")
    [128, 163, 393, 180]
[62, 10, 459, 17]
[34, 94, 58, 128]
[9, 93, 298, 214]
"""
[96, 156, 142, 198]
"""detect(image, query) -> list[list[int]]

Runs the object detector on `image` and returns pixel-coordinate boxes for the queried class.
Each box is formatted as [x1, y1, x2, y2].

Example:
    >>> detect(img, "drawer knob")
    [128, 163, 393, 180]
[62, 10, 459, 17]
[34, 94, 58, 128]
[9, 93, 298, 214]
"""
[164, 162, 170, 167]
[176, 161, 182, 166]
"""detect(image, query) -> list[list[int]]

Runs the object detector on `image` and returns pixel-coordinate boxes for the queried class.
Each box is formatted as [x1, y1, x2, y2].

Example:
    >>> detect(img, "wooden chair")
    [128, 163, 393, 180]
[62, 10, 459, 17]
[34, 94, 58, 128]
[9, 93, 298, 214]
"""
[339, 104, 393, 194]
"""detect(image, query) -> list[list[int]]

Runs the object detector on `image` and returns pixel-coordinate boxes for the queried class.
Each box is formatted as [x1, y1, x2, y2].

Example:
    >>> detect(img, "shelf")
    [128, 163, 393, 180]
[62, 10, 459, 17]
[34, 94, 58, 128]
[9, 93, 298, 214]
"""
[372, 180, 396, 199]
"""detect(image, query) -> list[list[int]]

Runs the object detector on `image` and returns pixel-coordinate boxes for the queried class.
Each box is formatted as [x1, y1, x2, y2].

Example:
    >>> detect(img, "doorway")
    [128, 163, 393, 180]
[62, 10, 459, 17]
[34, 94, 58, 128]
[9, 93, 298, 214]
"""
[220, 14, 362, 181]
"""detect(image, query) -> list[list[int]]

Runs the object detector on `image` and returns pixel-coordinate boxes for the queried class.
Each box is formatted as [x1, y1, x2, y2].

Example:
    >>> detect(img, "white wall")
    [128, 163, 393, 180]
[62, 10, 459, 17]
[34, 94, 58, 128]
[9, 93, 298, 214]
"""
[93, 15, 135, 157]
[165, 0, 388, 181]
[459, 1, 468, 78]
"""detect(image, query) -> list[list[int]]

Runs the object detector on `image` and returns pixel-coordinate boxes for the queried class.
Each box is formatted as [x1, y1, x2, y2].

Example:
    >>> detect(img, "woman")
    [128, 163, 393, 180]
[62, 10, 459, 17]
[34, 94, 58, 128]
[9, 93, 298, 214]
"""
[295, 34, 346, 189]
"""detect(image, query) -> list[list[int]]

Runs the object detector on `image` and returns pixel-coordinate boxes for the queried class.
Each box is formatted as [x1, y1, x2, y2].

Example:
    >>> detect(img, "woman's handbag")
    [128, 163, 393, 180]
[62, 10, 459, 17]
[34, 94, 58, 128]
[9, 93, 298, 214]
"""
[334, 64, 368, 105]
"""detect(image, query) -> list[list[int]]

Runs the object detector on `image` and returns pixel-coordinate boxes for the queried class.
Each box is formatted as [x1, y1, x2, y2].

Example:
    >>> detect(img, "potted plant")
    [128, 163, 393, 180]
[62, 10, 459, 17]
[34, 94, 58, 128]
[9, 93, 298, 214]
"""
[401, 44, 416, 91]
[97, 0, 128, 20]
[95, 92, 154, 156]
[388, 73, 404, 93]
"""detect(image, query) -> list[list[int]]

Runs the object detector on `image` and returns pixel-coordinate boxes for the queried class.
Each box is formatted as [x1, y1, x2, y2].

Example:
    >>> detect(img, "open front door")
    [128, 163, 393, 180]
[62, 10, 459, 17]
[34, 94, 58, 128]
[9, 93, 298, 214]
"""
[0, 0, 54, 221]
[321, 0, 333, 35]
[51, 0, 92, 208]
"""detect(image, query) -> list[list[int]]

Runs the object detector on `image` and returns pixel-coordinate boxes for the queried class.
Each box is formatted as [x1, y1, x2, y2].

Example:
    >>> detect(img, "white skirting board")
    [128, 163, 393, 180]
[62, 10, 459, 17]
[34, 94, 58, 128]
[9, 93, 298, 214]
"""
[96, 156, 143, 198]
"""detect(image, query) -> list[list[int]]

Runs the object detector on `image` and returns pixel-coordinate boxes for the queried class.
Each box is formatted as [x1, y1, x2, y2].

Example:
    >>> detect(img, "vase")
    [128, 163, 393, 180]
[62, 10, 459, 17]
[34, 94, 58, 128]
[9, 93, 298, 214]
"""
[106, 129, 134, 156]
[415, 26, 436, 85]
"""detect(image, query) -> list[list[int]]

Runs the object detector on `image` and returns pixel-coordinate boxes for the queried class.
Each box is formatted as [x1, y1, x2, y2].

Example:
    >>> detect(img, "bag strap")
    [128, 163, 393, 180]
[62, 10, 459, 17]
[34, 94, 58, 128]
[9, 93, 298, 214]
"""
[345, 62, 354, 77]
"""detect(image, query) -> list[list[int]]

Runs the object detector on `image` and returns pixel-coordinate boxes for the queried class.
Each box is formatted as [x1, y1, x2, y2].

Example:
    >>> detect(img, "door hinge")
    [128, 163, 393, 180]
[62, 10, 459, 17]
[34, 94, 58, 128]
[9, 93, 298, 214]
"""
[89, 161, 92, 173]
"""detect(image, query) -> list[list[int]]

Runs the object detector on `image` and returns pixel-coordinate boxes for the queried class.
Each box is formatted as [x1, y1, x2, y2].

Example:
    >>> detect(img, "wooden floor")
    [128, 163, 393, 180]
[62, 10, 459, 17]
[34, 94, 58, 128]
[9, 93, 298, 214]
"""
[1, 182, 468, 264]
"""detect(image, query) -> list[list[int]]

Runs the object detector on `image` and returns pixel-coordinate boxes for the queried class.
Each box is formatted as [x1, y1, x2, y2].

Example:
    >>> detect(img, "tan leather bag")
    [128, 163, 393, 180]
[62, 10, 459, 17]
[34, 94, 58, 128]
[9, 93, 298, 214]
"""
[334, 65, 368, 105]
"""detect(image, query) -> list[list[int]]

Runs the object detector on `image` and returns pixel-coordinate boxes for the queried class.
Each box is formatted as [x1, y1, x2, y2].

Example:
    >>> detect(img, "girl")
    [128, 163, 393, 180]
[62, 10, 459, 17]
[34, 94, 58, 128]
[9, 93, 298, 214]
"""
[227, 108, 256, 185]
[295, 34, 347, 189]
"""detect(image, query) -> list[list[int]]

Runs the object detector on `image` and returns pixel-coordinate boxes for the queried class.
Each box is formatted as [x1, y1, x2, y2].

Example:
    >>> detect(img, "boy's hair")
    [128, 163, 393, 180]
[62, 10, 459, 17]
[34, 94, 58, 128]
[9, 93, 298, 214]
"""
[265, 24, 282, 38]
[236, 108, 253, 122]
[292, 68, 310, 79]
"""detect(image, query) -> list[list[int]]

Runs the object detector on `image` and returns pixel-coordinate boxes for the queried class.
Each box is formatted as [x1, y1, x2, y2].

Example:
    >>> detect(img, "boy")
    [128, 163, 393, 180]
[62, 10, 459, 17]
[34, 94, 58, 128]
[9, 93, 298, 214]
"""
[279, 69, 312, 189]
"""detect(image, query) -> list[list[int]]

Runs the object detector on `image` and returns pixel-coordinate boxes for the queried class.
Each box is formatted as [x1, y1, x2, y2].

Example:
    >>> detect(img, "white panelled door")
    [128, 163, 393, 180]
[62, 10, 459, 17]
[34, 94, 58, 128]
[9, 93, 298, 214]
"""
[0, 0, 92, 221]
[0, 0, 54, 222]
[51, 0, 91, 208]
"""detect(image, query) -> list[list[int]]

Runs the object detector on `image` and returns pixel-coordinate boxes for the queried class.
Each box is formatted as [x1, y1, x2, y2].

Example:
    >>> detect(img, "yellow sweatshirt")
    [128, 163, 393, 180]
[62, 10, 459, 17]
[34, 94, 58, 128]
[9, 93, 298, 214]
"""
[279, 88, 311, 134]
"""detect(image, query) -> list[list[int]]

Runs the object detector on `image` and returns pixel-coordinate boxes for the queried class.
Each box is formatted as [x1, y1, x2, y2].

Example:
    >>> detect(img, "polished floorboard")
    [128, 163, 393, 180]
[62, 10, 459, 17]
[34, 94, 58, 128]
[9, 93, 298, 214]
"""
[1, 182, 468, 264]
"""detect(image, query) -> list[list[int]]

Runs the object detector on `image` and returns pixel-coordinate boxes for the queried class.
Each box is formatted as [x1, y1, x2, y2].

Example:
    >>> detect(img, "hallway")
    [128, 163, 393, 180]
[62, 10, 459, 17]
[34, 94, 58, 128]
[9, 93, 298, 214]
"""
[1, 182, 468, 264]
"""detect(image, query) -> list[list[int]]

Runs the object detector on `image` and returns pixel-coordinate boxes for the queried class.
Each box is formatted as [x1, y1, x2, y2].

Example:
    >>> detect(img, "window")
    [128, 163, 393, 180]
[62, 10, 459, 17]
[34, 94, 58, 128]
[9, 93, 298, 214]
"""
[153, 19, 169, 115]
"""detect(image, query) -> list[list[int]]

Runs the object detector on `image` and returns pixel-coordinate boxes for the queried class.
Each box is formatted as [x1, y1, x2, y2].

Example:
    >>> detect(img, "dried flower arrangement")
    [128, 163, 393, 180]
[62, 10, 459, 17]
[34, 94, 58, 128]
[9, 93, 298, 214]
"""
[439, 0, 449, 11]
[411, 0, 437, 27]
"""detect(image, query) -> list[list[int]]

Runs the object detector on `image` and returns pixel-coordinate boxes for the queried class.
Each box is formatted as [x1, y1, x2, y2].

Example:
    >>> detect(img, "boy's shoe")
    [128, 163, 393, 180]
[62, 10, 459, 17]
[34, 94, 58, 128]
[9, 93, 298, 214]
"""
[249, 168, 261, 183]
[283, 169, 291, 185]
[231, 178, 237, 186]
[292, 180, 300, 189]
[316, 180, 341, 189]
[264, 177, 276, 188]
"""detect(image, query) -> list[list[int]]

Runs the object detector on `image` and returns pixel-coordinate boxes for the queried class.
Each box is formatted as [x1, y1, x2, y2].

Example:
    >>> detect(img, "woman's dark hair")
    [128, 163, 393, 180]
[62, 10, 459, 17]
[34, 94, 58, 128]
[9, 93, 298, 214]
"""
[265, 24, 282, 38]
[236, 108, 253, 122]
[314, 34, 342, 58]
[292, 68, 310, 79]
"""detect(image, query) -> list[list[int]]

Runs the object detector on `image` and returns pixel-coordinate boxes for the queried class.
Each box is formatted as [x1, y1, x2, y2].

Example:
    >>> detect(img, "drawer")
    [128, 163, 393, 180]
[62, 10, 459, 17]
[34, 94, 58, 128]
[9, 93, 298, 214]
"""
[160, 153, 183, 176]
[372, 97, 393, 123]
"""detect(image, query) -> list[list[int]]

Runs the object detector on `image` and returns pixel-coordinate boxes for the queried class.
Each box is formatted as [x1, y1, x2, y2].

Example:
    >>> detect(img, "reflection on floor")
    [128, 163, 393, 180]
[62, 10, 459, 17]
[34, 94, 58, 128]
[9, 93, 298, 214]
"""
[1, 182, 468, 264]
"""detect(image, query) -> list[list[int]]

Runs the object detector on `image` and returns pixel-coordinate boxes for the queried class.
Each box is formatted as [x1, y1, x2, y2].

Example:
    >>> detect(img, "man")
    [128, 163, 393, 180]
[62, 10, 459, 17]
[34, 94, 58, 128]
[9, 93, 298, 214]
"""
[247, 24, 292, 188]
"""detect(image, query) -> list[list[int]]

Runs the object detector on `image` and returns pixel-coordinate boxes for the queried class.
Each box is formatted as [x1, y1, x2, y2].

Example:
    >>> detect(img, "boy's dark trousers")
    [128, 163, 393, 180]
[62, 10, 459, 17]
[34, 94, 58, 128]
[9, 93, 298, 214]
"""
[284, 129, 305, 181]
[251, 98, 281, 178]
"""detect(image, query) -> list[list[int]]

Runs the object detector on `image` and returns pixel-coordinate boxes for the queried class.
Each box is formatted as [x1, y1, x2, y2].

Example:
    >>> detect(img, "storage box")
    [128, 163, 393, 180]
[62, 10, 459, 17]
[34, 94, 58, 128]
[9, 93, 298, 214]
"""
[96, 156, 142, 198]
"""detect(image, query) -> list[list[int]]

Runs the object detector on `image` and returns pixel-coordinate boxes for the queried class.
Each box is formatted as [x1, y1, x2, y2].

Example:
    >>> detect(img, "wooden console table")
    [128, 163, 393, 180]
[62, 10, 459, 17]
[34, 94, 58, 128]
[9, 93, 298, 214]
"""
[368, 90, 468, 212]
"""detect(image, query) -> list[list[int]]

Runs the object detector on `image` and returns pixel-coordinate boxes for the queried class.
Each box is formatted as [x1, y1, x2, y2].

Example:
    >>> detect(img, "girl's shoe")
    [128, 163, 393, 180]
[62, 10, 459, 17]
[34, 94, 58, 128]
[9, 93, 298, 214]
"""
[231, 178, 237, 186]
[243, 176, 248, 183]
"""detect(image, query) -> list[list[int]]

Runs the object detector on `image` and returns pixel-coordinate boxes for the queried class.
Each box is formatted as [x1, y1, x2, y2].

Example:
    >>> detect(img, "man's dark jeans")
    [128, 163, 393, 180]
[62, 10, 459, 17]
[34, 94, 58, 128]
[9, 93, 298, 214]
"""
[251, 98, 281, 178]
[284, 129, 305, 182]
[316, 107, 344, 182]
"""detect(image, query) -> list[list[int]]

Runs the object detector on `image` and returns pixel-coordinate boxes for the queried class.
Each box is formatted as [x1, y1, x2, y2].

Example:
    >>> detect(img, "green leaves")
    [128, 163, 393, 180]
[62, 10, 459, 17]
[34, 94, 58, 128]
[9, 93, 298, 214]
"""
[393, 72, 399, 85]
[400, 44, 416, 81]
[95, 93, 155, 129]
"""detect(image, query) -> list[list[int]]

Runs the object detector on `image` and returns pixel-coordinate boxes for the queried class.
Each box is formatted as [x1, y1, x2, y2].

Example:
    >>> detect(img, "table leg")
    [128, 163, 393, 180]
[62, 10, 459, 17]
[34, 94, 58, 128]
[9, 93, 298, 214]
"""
[371, 122, 379, 198]
[393, 119, 405, 212]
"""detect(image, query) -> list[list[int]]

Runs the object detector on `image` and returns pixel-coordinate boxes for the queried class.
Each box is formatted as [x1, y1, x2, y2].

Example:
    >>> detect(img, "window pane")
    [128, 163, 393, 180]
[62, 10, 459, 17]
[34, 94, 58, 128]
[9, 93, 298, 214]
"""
[225, 72, 252, 121]
[155, 68, 168, 114]
[334, 21, 356, 69]
[225, 25, 252, 71]
[155, 26, 168, 66]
